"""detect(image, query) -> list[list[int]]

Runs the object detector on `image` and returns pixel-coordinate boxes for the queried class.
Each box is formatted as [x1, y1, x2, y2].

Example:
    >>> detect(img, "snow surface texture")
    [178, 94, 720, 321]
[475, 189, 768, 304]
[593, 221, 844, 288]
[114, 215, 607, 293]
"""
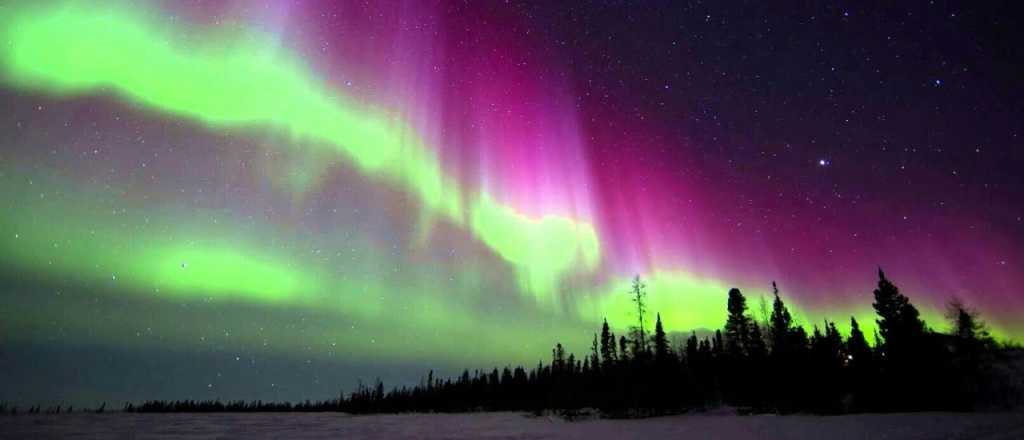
[2, 411, 1023, 439]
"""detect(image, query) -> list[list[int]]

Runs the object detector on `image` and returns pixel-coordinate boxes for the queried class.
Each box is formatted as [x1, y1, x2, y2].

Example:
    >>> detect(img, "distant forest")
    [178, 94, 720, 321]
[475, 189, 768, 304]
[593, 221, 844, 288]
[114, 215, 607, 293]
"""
[4, 269, 1022, 417]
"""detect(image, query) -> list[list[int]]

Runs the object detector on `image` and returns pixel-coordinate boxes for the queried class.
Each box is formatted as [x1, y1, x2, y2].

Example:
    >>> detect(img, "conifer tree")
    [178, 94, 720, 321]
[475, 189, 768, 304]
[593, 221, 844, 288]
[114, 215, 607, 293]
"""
[713, 329, 724, 357]
[769, 281, 794, 353]
[825, 321, 843, 359]
[600, 319, 616, 369]
[846, 316, 875, 411]
[610, 331, 619, 363]
[653, 313, 671, 363]
[552, 343, 567, 374]
[725, 288, 752, 357]
[872, 268, 925, 353]
[945, 298, 995, 409]
[946, 298, 991, 349]
[629, 275, 650, 354]
[685, 332, 698, 363]
[846, 317, 871, 366]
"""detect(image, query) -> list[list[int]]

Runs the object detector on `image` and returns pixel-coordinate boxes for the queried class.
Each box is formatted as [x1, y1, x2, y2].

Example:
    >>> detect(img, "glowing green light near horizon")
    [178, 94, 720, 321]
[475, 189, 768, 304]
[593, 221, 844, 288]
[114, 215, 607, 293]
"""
[0, 171, 596, 364]
[0, 179, 315, 304]
[470, 192, 600, 303]
[573, 271, 995, 345]
[0, 2, 601, 302]
[576, 271, 736, 334]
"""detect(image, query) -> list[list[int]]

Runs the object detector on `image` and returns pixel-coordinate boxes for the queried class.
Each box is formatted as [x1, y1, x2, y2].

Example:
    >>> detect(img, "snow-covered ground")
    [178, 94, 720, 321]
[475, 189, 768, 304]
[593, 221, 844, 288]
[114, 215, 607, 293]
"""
[1, 410, 1022, 439]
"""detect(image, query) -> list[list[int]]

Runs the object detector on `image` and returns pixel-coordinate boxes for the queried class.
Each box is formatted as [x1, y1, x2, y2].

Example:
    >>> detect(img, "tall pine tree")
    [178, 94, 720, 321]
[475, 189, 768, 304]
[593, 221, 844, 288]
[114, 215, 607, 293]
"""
[653, 313, 671, 363]
[600, 319, 616, 369]
[629, 275, 649, 355]
[725, 288, 752, 357]
[872, 268, 925, 350]
[769, 281, 794, 353]
[846, 317, 871, 367]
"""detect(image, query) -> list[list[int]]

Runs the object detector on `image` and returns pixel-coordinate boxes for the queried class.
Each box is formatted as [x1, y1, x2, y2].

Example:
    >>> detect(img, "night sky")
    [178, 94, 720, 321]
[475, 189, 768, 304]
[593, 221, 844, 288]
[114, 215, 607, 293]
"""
[1, 0, 1022, 407]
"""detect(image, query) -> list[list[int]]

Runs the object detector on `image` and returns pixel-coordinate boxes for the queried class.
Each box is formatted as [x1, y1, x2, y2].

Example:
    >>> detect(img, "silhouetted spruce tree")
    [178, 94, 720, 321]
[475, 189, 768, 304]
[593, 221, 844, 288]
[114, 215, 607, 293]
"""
[589, 335, 602, 407]
[609, 331, 619, 364]
[713, 329, 724, 356]
[598, 319, 610, 368]
[711, 330, 726, 405]
[871, 268, 934, 410]
[767, 282, 800, 412]
[725, 288, 752, 357]
[847, 317, 872, 366]
[653, 313, 670, 363]
[651, 313, 674, 412]
[747, 321, 769, 409]
[845, 316, 875, 411]
[945, 298, 995, 409]
[628, 275, 650, 356]
[600, 319, 616, 370]
[769, 281, 794, 352]
[826, 321, 843, 361]
[722, 288, 753, 405]
[685, 332, 698, 361]
[552, 343, 566, 374]
[597, 324, 620, 413]
[947, 298, 992, 351]
[872, 269, 925, 356]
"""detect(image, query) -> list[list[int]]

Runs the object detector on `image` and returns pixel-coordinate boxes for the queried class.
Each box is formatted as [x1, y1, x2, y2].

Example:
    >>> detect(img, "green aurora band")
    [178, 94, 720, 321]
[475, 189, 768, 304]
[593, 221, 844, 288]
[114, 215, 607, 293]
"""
[0, 1, 599, 306]
[0, 0, 1014, 369]
[0, 171, 587, 365]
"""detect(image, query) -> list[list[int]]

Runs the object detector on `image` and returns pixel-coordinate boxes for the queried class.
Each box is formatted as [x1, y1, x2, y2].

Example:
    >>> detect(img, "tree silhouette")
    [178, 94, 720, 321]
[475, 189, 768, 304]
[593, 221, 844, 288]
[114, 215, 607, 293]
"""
[600, 319, 616, 370]
[653, 313, 670, 363]
[766, 281, 804, 412]
[846, 317, 871, 366]
[725, 288, 752, 357]
[946, 298, 991, 348]
[871, 269, 938, 410]
[945, 298, 997, 409]
[872, 268, 925, 354]
[629, 275, 649, 355]
[769, 281, 794, 352]
[845, 316, 875, 411]
[107, 268, 1009, 417]
[590, 333, 601, 374]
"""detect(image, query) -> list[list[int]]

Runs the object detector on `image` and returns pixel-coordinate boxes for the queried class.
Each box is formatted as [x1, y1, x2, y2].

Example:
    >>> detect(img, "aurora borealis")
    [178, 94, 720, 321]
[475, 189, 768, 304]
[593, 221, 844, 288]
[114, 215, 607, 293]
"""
[2, 1, 1022, 406]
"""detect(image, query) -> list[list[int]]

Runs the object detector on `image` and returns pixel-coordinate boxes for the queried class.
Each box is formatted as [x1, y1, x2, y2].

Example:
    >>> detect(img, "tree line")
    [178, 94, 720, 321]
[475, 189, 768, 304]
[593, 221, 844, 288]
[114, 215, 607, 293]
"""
[5, 269, 1021, 416]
